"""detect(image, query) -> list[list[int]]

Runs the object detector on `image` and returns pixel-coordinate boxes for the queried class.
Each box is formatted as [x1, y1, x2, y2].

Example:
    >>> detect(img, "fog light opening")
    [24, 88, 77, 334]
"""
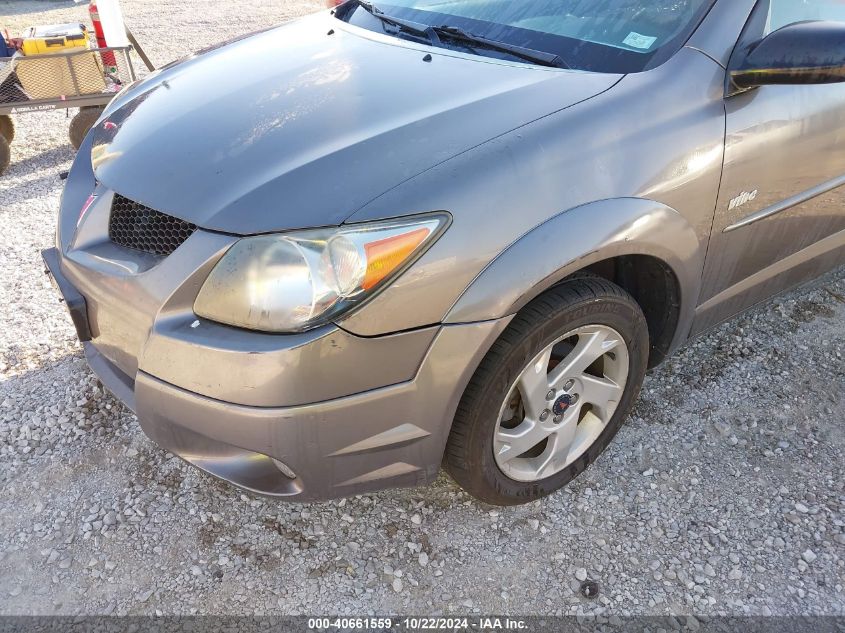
[271, 458, 298, 480]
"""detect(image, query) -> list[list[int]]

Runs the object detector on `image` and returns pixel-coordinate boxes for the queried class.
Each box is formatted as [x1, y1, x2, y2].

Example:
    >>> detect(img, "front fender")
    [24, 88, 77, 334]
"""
[445, 198, 705, 350]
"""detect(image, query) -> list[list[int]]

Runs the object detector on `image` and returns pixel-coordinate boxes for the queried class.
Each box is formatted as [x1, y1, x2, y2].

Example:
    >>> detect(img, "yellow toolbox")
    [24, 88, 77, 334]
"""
[21, 23, 90, 56]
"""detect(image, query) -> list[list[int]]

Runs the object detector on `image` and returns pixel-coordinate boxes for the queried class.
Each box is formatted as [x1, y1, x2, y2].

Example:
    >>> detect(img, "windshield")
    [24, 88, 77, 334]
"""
[339, 0, 716, 73]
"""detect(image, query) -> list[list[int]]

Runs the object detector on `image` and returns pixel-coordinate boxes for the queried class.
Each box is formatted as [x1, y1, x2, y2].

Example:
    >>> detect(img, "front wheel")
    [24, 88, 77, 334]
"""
[444, 277, 649, 506]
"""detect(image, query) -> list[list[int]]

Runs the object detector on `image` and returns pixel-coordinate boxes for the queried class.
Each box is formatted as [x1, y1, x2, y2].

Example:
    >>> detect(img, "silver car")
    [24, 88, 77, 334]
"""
[44, 0, 845, 505]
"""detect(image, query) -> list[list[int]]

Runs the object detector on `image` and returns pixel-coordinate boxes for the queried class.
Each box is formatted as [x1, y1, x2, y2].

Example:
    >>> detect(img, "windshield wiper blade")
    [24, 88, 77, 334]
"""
[344, 0, 442, 46]
[340, 2, 566, 68]
[432, 25, 569, 69]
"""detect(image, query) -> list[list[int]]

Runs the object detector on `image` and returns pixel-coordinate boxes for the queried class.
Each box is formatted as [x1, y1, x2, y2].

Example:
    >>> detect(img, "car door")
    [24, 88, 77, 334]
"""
[692, 0, 845, 333]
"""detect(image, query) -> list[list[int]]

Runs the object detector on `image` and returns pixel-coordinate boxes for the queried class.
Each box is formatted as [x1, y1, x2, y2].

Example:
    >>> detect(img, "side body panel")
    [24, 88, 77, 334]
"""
[446, 199, 701, 354]
[693, 16, 845, 332]
[340, 47, 728, 346]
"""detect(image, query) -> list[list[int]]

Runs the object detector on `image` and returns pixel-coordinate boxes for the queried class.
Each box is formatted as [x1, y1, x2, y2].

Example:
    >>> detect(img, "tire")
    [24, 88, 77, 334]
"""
[69, 107, 104, 150]
[0, 115, 14, 143]
[444, 277, 649, 506]
[0, 135, 10, 176]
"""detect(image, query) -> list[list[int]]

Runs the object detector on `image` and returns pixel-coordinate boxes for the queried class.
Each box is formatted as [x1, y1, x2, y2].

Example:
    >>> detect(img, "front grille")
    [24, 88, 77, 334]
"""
[108, 194, 197, 257]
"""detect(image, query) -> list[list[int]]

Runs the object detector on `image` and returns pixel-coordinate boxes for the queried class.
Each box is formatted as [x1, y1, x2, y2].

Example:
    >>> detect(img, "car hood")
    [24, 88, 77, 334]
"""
[91, 13, 620, 235]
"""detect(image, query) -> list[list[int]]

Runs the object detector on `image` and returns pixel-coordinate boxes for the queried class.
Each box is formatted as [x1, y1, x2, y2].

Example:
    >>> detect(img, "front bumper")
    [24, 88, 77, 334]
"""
[45, 243, 509, 500]
[83, 320, 507, 500]
[41, 247, 92, 343]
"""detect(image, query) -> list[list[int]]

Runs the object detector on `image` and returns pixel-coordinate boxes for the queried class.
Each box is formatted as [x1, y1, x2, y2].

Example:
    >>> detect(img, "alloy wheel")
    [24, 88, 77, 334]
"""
[493, 324, 630, 482]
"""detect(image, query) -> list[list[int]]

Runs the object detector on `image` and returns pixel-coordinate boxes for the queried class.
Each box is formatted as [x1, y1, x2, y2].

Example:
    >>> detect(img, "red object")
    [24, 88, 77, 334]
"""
[326, 0, 345, 6]
[89, 1, 117, 72]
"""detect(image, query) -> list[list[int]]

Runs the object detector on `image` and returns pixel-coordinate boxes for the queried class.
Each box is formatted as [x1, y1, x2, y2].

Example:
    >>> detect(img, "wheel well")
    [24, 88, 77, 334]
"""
[570, 255, 681, 368]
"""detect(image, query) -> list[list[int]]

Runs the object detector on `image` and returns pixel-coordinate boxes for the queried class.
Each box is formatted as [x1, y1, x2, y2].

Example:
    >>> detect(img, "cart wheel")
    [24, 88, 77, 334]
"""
[0, 135, 10, 176]
[69, 107, 104, 150]
[0, 115, 14, 143]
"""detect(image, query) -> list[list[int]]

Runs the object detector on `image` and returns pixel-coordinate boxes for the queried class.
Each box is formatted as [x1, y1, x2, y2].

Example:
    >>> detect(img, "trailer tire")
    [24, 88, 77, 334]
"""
[69, 107, 104, 150]
[0, 135, 10, 176]
[0, 115, 14, 143]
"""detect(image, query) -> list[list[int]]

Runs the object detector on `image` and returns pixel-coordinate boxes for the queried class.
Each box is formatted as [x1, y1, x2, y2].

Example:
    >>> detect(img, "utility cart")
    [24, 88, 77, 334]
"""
[0, 42, 139, 175]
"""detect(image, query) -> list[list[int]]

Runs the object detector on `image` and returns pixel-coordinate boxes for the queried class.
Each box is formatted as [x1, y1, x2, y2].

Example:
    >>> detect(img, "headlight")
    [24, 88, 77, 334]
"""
[194, 213, 450, 333]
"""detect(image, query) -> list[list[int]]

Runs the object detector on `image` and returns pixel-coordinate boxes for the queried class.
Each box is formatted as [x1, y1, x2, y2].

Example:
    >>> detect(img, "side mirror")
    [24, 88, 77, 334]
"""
[730, 21, 845, 90]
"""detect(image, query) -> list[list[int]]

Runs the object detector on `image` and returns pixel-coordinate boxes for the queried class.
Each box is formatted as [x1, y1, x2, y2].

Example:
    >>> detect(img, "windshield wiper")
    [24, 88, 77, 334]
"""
[344, 0, 442, 46]
[432, 25, 569, 69]
[340, 1, 567, 69]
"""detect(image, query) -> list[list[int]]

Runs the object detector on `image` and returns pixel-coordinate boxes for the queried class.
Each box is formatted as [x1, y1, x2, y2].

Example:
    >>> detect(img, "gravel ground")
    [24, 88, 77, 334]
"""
[1, 0, 844, 619]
